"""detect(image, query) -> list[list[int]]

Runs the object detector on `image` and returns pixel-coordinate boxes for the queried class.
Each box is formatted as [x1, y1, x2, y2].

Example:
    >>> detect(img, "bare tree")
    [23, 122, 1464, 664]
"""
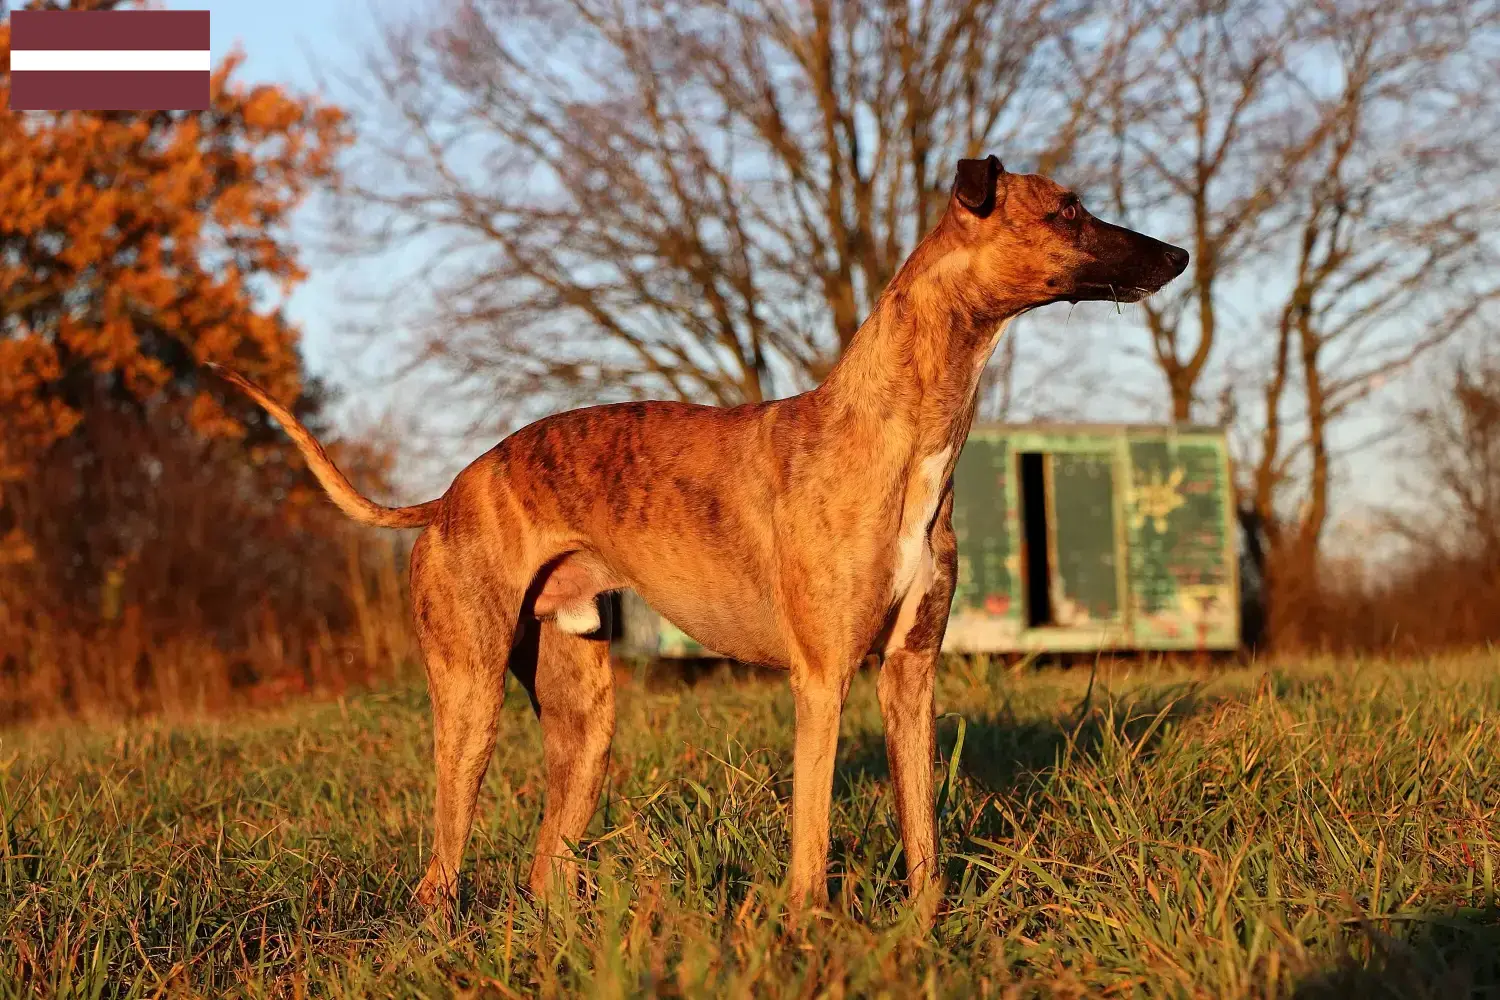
[334, 0, 1499, 598]
[1084, 0, 1325, 424]
[1087, 0, 1500, 566]
[332, 0, 1125, 432]
[1250, 0, 1500, 572]
[1402, 348, 1500, 562]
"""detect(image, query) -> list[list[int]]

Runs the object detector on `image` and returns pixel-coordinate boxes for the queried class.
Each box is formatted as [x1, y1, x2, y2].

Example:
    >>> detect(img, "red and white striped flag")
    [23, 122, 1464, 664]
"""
[8, 9, 210, 112]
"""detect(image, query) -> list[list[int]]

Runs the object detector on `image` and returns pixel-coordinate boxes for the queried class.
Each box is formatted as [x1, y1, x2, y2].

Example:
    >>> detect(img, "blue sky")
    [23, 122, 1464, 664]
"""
[165, 0, 374, 377]
[162, 1, 465, 496]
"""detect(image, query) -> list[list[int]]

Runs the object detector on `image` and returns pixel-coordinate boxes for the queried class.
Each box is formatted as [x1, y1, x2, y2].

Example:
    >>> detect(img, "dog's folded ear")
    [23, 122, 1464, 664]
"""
[954, 155, 1004, 216]
[954, 155, 1005, 214]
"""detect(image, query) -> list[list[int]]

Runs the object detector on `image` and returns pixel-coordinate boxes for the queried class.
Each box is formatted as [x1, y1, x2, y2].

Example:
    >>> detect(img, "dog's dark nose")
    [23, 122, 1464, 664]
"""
[1164, 245, 1190, 275]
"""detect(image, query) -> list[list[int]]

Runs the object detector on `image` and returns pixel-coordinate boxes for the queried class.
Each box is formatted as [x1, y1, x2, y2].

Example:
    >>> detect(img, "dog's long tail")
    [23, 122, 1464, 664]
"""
[207, 363, 441, 530]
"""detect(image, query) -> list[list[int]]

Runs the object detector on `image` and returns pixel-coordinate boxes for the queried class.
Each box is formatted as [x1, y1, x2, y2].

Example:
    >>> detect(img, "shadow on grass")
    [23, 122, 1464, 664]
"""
[829, 675, 1224, 892]
[838, 675, 1221, 801]
[1294, 908, 1500, 999]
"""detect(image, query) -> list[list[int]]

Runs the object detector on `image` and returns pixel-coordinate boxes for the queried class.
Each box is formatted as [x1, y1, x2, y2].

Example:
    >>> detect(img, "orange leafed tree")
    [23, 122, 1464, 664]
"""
[0, 0, 373, 703]
[0, 3, 349, 578]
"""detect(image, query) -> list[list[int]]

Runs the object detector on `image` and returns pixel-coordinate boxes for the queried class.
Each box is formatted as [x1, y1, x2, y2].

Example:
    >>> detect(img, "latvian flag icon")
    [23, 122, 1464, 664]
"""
[8, 9, 210, 112]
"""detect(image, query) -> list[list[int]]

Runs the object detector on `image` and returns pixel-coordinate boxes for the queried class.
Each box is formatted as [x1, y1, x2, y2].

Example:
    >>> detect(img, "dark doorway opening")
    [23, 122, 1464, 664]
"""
[1018, 452, 1054, 627]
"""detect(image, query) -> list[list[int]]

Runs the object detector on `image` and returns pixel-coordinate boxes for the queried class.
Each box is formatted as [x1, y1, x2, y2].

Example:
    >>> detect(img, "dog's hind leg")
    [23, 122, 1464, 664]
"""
[511, 598, 616, 901]
[878, 487, 957, 927]
[411, 534, 521, 909]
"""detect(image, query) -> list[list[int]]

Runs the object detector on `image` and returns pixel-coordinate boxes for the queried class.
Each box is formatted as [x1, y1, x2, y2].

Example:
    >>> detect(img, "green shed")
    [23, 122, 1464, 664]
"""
[612, 423, 1241, 659]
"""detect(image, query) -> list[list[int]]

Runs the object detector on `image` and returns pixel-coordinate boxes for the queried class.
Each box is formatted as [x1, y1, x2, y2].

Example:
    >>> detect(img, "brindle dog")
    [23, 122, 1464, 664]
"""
[212, 155, 1188, 924]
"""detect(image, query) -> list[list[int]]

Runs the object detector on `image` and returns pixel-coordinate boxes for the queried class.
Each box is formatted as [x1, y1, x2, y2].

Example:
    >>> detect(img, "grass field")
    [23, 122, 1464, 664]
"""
[3, 653, 1498, 998]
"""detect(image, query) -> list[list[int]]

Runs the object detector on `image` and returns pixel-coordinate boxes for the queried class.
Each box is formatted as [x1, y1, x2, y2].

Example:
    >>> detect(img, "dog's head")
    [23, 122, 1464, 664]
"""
[939, 155, 1188, 312]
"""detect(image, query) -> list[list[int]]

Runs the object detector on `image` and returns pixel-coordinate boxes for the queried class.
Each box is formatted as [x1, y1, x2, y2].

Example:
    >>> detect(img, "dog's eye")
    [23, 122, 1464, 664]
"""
[1060, 203, 1080, 222]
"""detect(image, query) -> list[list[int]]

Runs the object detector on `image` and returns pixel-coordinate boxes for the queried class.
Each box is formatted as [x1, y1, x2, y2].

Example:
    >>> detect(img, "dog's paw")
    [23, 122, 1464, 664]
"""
[414, 865, 459, 910]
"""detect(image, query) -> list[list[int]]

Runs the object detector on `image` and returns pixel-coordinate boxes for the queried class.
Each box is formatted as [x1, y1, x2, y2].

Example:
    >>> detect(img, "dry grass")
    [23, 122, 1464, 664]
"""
[3, 652, 1497, 997]
[0, 532, 417, 725]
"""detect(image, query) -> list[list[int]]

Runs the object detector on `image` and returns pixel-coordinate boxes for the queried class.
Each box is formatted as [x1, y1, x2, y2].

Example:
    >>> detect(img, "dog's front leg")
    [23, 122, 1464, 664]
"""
[878, 487, 957, 928]
[785, 658, 857, 921]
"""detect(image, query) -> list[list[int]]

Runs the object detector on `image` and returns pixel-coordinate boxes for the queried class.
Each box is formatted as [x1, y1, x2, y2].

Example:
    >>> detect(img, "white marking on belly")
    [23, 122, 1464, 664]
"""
[554, 599, 601, 636]
[891, 446, 951, 601]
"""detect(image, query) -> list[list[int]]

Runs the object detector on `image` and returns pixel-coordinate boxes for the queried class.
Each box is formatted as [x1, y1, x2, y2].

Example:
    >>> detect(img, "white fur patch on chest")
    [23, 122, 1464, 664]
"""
[890, 445, 951, 601]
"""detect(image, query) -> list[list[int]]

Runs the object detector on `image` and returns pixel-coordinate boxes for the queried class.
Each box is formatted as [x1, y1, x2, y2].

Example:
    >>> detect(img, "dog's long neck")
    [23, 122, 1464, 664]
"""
[816, 221, 1022, 462]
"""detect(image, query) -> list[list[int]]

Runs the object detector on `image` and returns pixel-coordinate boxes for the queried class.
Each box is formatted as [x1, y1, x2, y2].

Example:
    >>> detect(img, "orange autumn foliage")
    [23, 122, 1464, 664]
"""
[0, 18, 348, 494]
[0, 6, 412, 722]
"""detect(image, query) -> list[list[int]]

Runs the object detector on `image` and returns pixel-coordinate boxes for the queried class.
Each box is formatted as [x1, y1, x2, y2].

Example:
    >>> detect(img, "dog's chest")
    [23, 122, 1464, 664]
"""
[889, 446, 952, 600]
